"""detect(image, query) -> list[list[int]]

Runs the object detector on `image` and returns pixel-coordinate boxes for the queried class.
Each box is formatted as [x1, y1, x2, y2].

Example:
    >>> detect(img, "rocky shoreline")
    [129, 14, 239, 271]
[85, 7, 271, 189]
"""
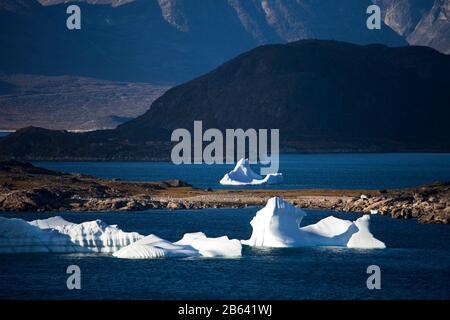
[0, 161, 449, 224]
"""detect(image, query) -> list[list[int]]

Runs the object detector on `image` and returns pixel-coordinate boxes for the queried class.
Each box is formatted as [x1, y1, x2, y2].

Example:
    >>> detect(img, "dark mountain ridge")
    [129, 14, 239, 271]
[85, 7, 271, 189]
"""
[1, 40, 450, 160]
[116, 40, 450, 144]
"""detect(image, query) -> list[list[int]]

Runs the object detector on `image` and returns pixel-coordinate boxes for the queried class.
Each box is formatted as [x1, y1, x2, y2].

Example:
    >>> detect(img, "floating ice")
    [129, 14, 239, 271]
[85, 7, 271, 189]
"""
[0, 216, 241, 257]
[113, 232, 242, 259]
[219, 158, 283, 185]
[241, 197, 385, 249]
[0, 217, 76, 253]
[29, 216, 75, 229]
[0, 216, 143, 254]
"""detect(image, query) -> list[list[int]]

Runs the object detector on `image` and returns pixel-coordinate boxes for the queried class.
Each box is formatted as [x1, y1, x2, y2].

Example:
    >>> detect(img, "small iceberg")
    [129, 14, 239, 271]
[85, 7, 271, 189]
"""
[113, 232, 242, 259]
[0, 216, 143, 254]
[219, 158, 283, 185]
[241, 197, 385, 249]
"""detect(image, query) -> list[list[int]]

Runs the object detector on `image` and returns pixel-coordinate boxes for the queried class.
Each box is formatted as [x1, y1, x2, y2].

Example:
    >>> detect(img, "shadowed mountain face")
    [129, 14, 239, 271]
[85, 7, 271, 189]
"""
[1, 40, 449, 160]
[117, 40, 450, 145]
[1, 0, 406, 83]
[2, 0, 448, 132]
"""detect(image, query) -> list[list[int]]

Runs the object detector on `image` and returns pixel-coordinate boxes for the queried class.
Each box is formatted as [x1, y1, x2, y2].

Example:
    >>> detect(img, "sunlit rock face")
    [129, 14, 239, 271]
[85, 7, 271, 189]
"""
[373, 0, 450, 54]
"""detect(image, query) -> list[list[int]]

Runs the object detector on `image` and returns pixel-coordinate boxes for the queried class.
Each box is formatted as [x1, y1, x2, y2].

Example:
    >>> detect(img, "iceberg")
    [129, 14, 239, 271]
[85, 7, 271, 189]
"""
[29, 216, 75, 229]
[113, 232, 242, 259]
[0, 216, 143, 254]
[0, 216, 241, 258]
[219, 158, 283, 185]
[241, 197, 385, 249]
[0, 217, 76, 254]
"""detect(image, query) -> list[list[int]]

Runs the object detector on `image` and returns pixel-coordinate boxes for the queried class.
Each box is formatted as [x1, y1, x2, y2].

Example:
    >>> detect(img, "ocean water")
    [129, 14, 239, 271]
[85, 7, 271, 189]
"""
[1, 155, 450, 300]
[0, 209, 449, 300]
[35, 153, 450, 190]
[0, 131, 13, 137]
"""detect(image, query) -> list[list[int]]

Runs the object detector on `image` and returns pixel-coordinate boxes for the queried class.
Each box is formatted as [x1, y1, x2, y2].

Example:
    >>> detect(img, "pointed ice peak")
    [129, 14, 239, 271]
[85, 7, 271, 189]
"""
[242, 197, 385, 249]
[220, 158, 283, 185]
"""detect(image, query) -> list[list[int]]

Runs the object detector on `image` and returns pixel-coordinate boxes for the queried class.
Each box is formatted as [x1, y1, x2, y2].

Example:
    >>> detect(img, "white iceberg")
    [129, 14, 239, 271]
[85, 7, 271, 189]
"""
[0, 216, 143, 254]
[113, 232, 242, 259]
[0, 217, 77, 254]
[0, 216, 241, 258]
[241, 197, 385, 249]
[219, 158, 283, 185]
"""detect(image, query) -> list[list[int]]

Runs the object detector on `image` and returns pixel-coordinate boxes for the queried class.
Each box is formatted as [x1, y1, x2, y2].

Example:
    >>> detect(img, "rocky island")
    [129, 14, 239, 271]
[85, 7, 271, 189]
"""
[0, 161, 448, 224]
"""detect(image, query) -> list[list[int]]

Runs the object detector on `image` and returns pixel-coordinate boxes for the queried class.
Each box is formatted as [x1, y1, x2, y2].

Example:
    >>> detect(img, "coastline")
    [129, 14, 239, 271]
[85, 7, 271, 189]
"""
[0, 161, 448, 224]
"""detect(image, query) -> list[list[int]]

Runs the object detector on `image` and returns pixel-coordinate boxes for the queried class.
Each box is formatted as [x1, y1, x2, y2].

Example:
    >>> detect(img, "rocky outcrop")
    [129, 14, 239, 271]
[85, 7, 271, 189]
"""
[0, 160, 189, 212]
[292, 183, 450, 224]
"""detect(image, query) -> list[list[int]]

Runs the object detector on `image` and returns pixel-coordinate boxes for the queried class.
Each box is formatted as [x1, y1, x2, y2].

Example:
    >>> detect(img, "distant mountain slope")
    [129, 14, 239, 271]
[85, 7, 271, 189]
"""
[1, 0, 405, 83]
[0, 75, 168, 131]
[373, 0, 450, 54]
[0, 0, 413, 132]
[1, 40, 449, 160]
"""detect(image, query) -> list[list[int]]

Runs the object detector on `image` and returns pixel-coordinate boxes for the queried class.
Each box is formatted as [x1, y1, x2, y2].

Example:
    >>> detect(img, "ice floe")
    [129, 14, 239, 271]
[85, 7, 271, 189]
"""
[241, 197, 385, 249]
[0, 197, 384, 256]
[0, 216, 242, 257]
[0, 216, 143, 253]
[113, 232, 242, 259]
[219, 158, 283, 185]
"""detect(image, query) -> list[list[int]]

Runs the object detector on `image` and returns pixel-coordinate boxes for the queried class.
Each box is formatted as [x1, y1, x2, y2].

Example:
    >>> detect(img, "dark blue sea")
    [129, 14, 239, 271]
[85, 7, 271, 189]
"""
[0, 209, 449, 300]
[1, 154, 449, 300]
[0, 131, 13, 137]
[35, 153, 450, 190]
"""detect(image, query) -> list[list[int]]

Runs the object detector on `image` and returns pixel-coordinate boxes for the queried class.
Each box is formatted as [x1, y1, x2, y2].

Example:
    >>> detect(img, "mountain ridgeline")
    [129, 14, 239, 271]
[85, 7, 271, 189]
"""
[0, 0, 406, 83]
[1, 40, 450, 160]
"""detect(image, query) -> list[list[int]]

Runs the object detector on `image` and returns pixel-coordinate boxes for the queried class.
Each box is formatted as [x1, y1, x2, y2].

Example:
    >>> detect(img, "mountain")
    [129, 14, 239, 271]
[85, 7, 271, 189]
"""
[0, 0, 414, 131]
[0, 0, 406, 83]
[1, 40, 449, 160]
[373, 0, 450, 54]
[0, 74, 168, 131]
[3, 0, 449, 132]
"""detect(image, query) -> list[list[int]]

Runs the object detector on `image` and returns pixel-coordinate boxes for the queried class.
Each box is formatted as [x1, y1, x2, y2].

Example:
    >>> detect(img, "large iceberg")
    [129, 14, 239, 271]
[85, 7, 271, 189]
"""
[241, 197, 385, 249]
[0, 216, 143, 254]
[219, 158, 283, 185]
[113, 232, 242, 259]
[0, 216, 242, 258]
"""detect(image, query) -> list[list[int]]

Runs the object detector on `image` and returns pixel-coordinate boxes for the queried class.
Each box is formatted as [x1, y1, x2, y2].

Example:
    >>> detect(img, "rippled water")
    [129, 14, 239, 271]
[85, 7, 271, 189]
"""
[1, 209, 449, 300]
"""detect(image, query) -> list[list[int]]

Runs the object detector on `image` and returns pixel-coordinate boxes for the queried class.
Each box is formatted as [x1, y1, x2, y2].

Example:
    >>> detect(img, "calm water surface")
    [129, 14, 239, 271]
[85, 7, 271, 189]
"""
[35, 153, 450, 190]
[0, 209, 449, 300]
[1, 155, 449, 299]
